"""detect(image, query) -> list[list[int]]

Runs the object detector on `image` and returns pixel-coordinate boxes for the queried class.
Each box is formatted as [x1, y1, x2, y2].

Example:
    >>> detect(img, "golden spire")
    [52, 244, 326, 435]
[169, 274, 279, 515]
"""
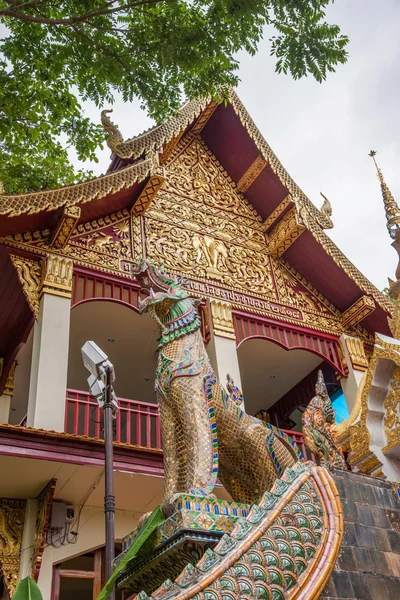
[369, 151, 400, 317]
[369, 150, 400, 240]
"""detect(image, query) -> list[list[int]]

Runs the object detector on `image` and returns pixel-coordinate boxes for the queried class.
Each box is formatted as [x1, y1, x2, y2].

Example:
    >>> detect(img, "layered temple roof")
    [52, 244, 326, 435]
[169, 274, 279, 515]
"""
[0, 90, 392, 336]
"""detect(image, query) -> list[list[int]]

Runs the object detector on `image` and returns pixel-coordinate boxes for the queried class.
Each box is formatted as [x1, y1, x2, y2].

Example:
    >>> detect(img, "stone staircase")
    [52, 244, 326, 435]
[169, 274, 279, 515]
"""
[320, 469, 400, 600]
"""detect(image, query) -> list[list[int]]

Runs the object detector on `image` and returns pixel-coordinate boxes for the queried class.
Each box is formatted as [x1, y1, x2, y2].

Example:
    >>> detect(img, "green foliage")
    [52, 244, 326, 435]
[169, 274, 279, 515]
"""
[0, 1, 349, 194]
[97, 505, 165, 600]
[13, 577, 43, 600]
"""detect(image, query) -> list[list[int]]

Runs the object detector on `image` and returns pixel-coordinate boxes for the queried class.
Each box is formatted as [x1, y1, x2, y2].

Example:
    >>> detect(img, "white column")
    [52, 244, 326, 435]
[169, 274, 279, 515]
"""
[340, 335, 368, 412]
[27, 255, 73, 432]
[19, 499, 38, 580]
[206, 300, 243, 403]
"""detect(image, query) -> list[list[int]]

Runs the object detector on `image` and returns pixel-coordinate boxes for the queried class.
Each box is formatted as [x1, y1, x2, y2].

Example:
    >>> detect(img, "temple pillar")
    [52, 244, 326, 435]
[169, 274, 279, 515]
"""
[339, 334, 368, 412]
[27, 255, 73, 432]
[206, 300, 243, 403]
[0, 361, 16, 424]
[18, 499, 38, 580]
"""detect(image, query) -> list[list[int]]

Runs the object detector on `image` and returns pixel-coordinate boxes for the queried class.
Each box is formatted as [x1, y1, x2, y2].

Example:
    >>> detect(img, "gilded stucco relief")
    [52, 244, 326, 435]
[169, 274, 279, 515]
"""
[143, 136, 274, 298]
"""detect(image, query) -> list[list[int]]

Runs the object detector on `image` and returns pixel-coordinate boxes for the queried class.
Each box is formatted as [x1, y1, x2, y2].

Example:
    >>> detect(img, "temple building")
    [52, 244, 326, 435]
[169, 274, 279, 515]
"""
[0, 91, 399, 599]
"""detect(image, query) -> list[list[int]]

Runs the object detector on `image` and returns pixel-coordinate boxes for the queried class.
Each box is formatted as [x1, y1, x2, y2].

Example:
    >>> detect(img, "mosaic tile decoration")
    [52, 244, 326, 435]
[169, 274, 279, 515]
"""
[121, 494, 248, 553]
[117, 462, 344, 600]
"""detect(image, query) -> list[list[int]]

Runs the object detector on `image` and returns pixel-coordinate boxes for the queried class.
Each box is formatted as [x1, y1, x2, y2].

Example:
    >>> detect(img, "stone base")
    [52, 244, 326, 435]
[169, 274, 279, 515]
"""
[116, 495, 249, 596]
[320, 469, 400, 600]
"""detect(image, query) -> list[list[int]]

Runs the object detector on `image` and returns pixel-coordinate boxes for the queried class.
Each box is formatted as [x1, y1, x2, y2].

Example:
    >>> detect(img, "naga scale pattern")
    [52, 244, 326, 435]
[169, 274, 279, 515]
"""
[132, 462, 343, 600]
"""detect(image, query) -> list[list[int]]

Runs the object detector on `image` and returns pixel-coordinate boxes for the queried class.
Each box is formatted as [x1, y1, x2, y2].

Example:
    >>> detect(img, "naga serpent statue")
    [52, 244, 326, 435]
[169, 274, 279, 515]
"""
[302, 369, 347, 469]
[132, 259, 300, 515]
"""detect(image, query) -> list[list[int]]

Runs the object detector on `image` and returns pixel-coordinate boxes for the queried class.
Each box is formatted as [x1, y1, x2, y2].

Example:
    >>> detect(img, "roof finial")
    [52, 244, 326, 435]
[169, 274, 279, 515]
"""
[369, 150, 400, 308]
[101, 109, 125, 154]
[369, 150, 400, 241]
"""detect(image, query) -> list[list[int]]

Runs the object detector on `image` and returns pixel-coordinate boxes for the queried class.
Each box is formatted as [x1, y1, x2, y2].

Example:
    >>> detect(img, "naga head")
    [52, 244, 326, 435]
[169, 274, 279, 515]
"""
[131, 258, 188, 315]
[131, 259, 201, 346]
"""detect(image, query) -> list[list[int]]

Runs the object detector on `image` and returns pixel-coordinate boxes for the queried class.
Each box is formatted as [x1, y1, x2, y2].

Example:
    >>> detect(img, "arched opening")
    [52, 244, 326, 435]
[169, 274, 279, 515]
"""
[66, 300, 160, 445]
[237, 338, 345, 431]
[5, 329, 34, 426]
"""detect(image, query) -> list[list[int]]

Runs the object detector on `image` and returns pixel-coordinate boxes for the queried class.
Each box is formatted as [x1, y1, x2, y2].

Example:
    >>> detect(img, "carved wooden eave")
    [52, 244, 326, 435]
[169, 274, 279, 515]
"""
[341, 295, 376, 328]
[236, 155, 267, 193]
[267, 207, 305, 258]
[0, 154, 157, 217]
[263, 195, 293, 232]
[131, 174, 165, 216]
[49, 206, 81, 249]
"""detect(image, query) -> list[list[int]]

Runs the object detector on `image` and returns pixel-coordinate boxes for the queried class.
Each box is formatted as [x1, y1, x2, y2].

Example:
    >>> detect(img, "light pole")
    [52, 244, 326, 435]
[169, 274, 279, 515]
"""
[81, 341, 118, 600]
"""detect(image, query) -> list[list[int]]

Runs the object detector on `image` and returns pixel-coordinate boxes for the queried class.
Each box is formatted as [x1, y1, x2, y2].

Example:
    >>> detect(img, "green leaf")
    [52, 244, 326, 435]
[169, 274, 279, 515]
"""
[0, 0, 349, 194]
[96, 505, 165, 600]
[13, 577, 43, 600]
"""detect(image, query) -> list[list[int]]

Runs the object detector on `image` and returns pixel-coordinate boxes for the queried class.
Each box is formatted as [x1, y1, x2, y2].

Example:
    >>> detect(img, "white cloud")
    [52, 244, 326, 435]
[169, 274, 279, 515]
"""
[70, 0, 400, 292]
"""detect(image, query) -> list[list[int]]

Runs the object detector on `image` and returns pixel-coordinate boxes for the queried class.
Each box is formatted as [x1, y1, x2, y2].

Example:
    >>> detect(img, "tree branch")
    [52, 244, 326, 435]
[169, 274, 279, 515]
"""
[0, 0, 168, 25]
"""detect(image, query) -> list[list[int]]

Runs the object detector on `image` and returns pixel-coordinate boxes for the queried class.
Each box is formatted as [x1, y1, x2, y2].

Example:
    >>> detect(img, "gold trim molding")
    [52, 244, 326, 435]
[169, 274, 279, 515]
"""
[0, 156, 156, 217]
[263, 195, 293, 232]
[191, 101, 218, 135]
[0, 498, 26, 597]
[50, 206, 81, 249]
[132, 174, 165, 216]
[10, 255, 42, 319]
[41, 254, 73, 298]
[341, 295, 375, 328]
[210, 299, 236, 339]
[237, 155, 267, 193]
[345, 337, 369, 371]
[267, 207, 305, 258]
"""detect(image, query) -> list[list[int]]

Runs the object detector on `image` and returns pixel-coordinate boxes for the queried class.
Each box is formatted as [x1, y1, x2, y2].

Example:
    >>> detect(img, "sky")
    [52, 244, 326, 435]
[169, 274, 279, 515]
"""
[70, 0, 400, 293]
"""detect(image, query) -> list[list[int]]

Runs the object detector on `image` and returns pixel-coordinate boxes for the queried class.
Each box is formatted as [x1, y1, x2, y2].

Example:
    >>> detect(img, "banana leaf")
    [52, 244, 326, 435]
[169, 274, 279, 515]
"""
[13, 577, 43, 600]
[96, 505, 165, 600]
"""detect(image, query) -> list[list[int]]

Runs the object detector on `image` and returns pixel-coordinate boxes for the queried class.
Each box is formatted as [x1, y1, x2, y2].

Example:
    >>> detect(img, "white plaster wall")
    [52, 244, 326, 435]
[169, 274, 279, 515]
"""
[38, 507, 139, 599]
[206, 333, 243, 408]
[339, 335, 365, 413]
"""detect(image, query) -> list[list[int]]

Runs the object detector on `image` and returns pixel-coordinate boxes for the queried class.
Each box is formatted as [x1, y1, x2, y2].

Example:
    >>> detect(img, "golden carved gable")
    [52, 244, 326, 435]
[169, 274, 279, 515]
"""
[0, 132, 372, 339]
[143, 135, 274, 297]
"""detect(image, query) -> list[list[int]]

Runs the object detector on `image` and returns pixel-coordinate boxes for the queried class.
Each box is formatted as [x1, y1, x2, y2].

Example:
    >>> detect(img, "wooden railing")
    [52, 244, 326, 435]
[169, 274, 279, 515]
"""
[65, 389, 162, 449]
[64, 390, 317, 463]
[279, 428, 318, 464]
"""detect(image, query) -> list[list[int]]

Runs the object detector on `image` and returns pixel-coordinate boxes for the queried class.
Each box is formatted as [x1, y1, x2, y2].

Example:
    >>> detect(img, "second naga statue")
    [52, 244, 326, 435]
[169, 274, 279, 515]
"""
[132, 259, 299, 515]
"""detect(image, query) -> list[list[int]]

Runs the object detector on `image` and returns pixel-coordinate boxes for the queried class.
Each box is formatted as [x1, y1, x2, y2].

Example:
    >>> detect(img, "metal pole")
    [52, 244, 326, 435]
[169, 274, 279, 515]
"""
[104, 365, 115, 600]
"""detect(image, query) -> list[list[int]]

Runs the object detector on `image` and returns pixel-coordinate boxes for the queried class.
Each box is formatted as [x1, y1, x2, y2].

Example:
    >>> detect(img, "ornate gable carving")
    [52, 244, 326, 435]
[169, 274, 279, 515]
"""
[142, 136, 274, 297]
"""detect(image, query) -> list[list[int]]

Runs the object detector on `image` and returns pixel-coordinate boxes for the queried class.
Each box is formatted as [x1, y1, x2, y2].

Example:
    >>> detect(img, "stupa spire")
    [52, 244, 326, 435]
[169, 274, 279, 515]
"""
[369, 151, 400, 335]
